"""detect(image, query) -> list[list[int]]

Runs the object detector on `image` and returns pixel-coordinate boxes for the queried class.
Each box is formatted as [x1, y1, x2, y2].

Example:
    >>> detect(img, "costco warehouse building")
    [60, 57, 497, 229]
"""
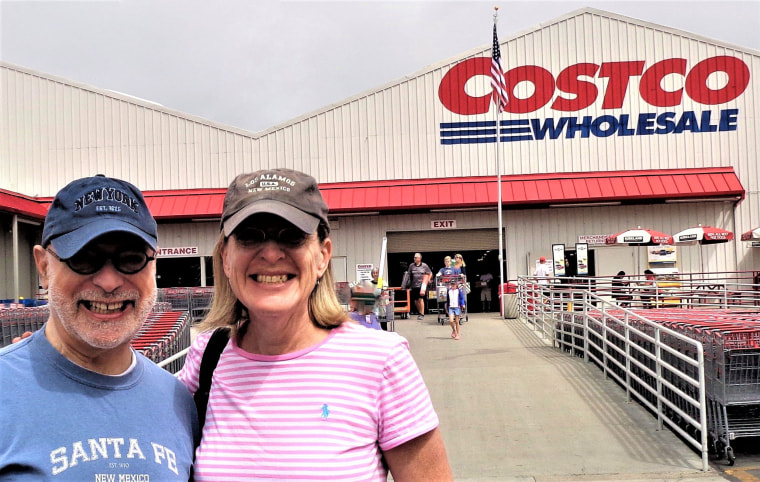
[1, 8, 758, 303]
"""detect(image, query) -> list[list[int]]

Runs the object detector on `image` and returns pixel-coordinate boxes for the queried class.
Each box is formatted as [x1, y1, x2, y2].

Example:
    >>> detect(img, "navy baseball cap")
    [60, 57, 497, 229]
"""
[42, 175, 158, 258]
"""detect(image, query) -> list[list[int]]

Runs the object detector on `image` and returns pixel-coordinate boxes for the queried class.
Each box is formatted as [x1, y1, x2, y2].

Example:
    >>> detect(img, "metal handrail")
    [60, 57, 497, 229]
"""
[516, 277, 709, 471]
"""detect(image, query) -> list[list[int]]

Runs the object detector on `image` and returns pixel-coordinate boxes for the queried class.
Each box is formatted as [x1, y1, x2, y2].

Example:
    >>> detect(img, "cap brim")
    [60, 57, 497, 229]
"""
[49, 219, 158, 258]
[222, 199, 320, 236]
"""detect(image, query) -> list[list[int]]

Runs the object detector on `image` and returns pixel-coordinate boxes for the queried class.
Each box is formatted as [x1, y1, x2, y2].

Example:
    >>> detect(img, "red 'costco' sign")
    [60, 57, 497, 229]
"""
[439, 56, 750, 115]
[437, 56, 750, 144]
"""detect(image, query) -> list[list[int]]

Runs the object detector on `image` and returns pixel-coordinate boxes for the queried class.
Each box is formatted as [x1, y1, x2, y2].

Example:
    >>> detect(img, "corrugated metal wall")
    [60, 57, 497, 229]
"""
[326, 201, 737, 281]
[1, 8, 759, 296]
[3, 11, 758, 192]
[157, 222, 220, 255]
[505, 201, 738, 277]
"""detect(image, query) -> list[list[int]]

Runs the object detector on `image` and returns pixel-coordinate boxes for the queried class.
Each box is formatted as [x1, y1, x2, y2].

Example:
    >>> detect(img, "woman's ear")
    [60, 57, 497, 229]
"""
[317, 238, 332, 277]
[221, 243, 232, 278]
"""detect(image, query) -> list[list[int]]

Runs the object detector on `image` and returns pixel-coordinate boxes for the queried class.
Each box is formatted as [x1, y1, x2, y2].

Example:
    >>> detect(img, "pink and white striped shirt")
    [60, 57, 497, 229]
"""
[178, 322, 439, 481]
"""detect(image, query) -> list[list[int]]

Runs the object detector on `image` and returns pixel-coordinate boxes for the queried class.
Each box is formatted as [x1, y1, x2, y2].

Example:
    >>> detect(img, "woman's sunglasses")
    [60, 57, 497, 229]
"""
[232, 225, 310, 248]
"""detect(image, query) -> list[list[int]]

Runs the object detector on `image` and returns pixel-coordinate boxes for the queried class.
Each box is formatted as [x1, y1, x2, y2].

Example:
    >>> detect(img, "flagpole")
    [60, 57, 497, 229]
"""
[493, 7, 506, 319]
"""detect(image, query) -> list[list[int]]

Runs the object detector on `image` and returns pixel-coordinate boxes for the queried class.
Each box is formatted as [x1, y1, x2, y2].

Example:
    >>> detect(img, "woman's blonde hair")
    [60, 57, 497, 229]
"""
[199, 224, 346, 336]
[455, 254, 466, 267]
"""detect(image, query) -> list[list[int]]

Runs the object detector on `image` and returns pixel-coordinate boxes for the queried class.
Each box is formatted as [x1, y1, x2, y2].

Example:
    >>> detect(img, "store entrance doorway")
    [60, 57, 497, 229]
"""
[156, 257, 214, 288]
[386, 248, 505, 313]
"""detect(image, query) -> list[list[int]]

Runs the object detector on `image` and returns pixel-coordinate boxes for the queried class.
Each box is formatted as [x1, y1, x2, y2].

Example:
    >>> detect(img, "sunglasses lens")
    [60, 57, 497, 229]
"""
[278, 228, 308, 247]
[116, 252, 150, 274]
[234, 227, 267, 245]
[66, 252, 101, 275]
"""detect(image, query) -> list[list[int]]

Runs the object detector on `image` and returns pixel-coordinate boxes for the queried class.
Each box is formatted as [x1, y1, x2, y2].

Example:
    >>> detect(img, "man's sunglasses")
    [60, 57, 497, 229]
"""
[47, 247, 155, 275]
[232, 225, 310, 248]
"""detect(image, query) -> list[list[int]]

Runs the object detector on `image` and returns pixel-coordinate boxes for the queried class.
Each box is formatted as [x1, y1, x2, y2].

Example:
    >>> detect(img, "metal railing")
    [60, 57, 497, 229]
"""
[517, 277, 710, 471]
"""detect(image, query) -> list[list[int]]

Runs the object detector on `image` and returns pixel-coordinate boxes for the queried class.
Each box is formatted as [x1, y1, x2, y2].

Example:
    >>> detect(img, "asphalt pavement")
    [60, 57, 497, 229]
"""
[394, 312, 745, 482]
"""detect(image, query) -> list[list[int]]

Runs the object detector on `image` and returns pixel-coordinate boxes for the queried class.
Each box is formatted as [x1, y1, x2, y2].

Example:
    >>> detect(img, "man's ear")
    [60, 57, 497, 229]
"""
[33, 245, 50, 289]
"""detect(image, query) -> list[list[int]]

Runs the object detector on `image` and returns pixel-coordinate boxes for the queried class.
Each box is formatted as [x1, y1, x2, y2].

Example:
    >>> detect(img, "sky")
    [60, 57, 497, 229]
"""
[1, 0, 759, 134]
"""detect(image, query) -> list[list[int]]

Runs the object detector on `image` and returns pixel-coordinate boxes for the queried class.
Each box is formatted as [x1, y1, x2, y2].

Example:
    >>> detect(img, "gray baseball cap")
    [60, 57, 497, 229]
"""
[221, 168, 330, 236]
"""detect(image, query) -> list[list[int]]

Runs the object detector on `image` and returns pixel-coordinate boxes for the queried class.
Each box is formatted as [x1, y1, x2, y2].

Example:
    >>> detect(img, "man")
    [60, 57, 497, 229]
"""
[533, 256, 552, 285]
[641, 269, 657, 309]
[478, 272, 494, 312]
[0, 175, 199, 480]
[407, 252, 432, 320]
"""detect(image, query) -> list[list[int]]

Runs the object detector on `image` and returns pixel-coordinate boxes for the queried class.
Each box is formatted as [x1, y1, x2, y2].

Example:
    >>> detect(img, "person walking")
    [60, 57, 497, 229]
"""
[408, 252, 433, 320]
[178, 168, 452, 481]
[453, 253, 467, 279]
[447, 279, 466, 340]
[0, 175, 199, 480]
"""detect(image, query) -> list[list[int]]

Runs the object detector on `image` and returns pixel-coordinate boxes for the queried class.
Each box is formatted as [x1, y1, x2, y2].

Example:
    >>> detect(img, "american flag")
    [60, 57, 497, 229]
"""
[491, 24, 508, 112]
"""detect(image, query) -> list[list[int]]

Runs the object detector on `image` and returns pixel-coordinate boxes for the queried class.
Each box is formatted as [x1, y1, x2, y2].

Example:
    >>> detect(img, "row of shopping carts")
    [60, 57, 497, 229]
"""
[157, 287, 214, 323]
[0, 305, 49, 348]
[575, 307, 760, 465]
[131, 308, 192, 374]
[1, 303, 191, 374]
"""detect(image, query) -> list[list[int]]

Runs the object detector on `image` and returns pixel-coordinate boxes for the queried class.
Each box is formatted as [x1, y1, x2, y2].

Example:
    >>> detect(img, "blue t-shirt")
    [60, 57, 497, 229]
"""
[437, 266, 461, 278]
[0, 326, 199, 480]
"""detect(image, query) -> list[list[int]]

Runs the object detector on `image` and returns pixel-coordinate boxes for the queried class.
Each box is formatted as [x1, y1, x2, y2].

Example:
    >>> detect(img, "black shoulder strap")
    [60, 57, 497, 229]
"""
[193, 327, 230, 434]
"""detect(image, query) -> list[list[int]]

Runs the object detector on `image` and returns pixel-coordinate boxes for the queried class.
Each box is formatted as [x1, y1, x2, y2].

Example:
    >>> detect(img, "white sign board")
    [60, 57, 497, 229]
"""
[431, 220, 456, 229]
[578, 235, 607, 245]
[157, 247, 199, 258]
[356, 264, 374, 282]
[552, 244, 566, 276]
[576, 243, 589, 276]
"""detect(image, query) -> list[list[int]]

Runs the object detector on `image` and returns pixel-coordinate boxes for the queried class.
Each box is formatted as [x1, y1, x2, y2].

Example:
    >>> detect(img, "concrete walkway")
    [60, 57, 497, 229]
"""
[395, 312, 729, 482]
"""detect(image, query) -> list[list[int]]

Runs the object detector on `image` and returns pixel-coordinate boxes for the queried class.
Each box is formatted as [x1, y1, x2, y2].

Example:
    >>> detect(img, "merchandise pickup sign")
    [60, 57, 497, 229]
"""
[431, 220, 456, 229]
[158, 247, 199, 258]
[578, 235, 607, 245]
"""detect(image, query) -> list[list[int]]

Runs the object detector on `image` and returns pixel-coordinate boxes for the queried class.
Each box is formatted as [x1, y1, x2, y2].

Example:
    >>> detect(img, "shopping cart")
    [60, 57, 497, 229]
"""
[583, 307, 760, 465]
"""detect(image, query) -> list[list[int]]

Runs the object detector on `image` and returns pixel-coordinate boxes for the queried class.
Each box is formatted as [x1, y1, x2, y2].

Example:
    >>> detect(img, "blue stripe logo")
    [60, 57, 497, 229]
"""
[439, 120, 531, 144]
[440, 109, 739, 145]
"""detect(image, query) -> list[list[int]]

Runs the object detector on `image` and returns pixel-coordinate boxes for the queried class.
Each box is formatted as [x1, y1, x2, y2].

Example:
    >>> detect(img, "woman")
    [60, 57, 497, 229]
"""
[179, 168, 452, 481]
[454, 253, 467, 278]
[453, 254, 469, 316]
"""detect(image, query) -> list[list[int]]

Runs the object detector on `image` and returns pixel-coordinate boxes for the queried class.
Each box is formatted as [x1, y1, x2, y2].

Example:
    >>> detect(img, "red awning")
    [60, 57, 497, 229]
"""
[320, 167, 744, 213]
[0, 189, 49, 218]
[1, 167, 745, 220]
[143, 188, 226, 220]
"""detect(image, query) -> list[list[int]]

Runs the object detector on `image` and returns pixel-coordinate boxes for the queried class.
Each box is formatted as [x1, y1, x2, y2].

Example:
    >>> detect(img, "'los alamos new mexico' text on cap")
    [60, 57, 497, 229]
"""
[221, 168, 330, 236]
[42, 175, 158, 259]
